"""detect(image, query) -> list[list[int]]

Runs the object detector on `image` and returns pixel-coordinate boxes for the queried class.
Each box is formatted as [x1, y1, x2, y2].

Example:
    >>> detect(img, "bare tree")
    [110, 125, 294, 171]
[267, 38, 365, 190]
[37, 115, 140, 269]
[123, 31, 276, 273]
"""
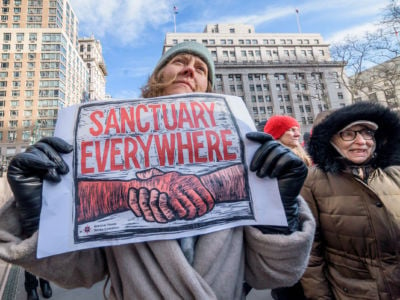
[329, 0, 400, 106]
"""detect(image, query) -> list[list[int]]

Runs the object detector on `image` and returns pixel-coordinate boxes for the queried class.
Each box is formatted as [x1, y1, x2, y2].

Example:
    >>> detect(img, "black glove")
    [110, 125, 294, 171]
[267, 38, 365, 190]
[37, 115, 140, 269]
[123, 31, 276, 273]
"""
[7, 137, 73, 237]
[246, 132, 308, 234]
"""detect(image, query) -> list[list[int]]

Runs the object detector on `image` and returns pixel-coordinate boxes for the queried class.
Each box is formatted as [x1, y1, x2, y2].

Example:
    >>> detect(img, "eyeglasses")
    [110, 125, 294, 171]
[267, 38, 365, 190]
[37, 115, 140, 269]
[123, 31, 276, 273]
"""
[338, 129, 375, 141]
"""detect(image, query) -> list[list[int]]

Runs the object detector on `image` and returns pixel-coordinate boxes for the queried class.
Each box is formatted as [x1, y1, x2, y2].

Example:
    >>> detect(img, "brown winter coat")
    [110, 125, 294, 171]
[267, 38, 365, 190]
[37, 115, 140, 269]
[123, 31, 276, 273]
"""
[301, 166, 400, 299]
[300, 102, 400, 300]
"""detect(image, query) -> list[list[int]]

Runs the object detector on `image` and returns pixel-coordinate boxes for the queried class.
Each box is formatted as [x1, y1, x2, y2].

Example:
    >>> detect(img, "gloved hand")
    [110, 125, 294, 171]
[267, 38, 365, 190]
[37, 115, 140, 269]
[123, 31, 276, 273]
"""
[7, 137, 73, 237]
[246, 132, 308, 234]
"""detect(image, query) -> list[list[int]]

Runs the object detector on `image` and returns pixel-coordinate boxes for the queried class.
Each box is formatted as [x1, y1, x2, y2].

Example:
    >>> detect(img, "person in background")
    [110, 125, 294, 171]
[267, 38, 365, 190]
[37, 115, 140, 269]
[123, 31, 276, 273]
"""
[0, 41, 315, 299]
[24, 271, 52, 300]
[301, 101, 400, 299]
[264, 115, 312, 167]
[263, 115, 311, 299]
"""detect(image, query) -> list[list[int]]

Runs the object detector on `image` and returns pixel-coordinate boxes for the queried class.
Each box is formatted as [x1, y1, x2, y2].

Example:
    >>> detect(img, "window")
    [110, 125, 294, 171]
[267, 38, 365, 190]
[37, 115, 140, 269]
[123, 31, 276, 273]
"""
[23, 120, 32, 127]
[3, 33, 11, 41]
[2, 44, 10, 51]
[16, 33, 24, 42]
[1, 53, 9, 59]
[8, 131, 17, 142]
[29, 33, 37, 41]
[9, 120, 18, 128]
[338, 92, 344, 99]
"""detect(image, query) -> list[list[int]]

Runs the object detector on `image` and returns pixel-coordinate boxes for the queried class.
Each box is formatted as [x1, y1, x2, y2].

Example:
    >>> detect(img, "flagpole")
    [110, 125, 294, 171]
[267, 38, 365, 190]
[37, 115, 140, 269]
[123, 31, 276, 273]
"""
[173, 11, 176, 33]
[173, 6, 178, 33]
[295, 9, 302, 33]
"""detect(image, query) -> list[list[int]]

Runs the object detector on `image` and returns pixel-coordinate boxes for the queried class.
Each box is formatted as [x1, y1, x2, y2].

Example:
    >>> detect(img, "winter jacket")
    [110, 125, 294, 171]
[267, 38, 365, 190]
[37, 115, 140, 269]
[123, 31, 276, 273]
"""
[0, 195, 315, 300]
[300, 102, 400, 300]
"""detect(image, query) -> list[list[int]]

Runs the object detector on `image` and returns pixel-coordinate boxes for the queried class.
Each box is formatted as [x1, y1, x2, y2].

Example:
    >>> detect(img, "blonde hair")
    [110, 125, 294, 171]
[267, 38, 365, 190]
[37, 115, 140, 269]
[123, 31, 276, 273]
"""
[289, 144, 313, 166]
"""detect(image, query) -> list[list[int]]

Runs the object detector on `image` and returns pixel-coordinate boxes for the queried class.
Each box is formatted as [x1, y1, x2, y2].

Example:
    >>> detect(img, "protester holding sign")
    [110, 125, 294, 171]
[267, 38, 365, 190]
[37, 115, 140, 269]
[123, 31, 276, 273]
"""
[1, 41, 315, 299]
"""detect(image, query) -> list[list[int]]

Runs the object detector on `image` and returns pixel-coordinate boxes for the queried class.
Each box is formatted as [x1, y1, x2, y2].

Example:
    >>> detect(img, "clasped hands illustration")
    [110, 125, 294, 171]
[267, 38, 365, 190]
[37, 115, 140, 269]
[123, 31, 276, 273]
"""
[126, 168, 215, 223]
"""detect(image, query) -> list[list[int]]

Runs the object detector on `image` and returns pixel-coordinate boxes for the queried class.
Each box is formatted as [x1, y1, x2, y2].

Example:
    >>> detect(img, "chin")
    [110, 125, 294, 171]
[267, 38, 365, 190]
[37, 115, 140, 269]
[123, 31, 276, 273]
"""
[348, 157, 369, 164]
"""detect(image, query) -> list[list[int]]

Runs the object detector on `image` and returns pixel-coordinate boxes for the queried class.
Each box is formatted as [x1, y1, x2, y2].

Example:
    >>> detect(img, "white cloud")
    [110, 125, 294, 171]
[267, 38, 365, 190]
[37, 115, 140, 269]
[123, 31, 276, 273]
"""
[326, 22, 382, 44]
[70, 0, 172, 45]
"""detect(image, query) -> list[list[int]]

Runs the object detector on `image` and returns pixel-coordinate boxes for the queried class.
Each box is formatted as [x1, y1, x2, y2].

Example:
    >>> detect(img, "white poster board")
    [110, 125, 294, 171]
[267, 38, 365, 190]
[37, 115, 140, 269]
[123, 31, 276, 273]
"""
[38, 93, 286, 258]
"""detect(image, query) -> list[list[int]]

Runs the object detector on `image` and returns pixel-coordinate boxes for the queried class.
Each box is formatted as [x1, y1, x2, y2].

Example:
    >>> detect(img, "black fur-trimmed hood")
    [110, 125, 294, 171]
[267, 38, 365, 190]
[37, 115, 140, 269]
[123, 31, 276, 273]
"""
[309, 101, 400, 173]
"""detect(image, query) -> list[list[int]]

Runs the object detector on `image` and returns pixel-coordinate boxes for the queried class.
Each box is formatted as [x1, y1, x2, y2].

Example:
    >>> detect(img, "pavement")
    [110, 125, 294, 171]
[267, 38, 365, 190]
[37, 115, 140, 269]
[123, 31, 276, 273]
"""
[0, 174, 273, 300]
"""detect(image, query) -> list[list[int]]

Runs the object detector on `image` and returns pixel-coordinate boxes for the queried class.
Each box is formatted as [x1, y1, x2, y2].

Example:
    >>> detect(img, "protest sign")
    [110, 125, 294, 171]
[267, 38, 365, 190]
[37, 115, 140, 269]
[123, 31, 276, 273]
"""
[38, 93, 286, 258]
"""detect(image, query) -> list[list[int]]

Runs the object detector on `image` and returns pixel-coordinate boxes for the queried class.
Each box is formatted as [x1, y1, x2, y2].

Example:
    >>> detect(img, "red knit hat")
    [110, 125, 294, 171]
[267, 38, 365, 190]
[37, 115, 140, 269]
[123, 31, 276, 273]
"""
[263, 115, 300, 139]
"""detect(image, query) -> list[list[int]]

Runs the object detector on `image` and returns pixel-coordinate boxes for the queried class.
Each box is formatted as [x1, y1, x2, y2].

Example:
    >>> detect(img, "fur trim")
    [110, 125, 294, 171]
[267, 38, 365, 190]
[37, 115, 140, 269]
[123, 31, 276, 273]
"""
[309, 102, 400, 173]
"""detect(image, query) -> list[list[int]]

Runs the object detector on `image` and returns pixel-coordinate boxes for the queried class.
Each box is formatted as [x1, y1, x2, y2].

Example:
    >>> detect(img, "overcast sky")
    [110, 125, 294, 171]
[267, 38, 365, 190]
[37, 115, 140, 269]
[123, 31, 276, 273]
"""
[69, 0, 392, 99]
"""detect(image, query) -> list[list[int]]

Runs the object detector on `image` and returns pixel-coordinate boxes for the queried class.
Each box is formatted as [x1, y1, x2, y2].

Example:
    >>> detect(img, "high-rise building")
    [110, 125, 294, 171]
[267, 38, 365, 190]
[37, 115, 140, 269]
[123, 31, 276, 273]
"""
[163, 24, 351, 132]
[78, 35, 107, 101]
[0, 0, 92, 164]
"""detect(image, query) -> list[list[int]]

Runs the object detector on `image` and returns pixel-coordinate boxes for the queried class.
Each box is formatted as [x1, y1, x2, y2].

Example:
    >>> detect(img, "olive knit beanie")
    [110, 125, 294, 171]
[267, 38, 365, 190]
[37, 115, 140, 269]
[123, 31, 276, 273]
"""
[263, 115, 300, 139]
[154, 41, 215, 87]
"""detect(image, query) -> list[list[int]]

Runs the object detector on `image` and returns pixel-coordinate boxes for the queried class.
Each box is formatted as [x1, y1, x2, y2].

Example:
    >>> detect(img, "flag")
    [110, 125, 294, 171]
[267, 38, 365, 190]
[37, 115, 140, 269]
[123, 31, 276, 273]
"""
[173, 5, 178, 14]
[295, 8, 299, 14]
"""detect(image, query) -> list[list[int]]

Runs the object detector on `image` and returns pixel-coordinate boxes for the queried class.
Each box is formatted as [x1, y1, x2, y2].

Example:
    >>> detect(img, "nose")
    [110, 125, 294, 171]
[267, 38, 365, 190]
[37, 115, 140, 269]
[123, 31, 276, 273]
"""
[354, 132, 367, 143]
[181, 63, 195, 78]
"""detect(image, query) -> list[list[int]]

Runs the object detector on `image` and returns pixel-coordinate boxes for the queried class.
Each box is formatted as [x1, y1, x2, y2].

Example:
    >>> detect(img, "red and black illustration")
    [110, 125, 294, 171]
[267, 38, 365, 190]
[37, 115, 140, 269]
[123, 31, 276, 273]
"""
[73, 95, 253, 243]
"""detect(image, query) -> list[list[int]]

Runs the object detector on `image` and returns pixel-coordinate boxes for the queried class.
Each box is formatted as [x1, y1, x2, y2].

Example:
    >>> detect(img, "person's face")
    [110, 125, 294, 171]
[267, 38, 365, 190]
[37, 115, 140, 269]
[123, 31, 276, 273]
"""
[160, 53, 209, 96]
[331, 124, 376, 164]
[279, 126, 301, 148]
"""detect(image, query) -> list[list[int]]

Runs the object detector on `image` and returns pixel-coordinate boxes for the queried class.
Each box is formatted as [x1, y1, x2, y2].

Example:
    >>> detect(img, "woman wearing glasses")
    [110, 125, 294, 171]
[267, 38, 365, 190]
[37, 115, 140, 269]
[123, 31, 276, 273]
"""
[300, 101, 400, 299]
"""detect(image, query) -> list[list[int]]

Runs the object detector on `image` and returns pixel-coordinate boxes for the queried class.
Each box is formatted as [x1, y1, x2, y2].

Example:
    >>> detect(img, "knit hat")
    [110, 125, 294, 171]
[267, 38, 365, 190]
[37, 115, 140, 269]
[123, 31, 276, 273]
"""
[263, 115, 300, 139]
[153, 41, 215, 87]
